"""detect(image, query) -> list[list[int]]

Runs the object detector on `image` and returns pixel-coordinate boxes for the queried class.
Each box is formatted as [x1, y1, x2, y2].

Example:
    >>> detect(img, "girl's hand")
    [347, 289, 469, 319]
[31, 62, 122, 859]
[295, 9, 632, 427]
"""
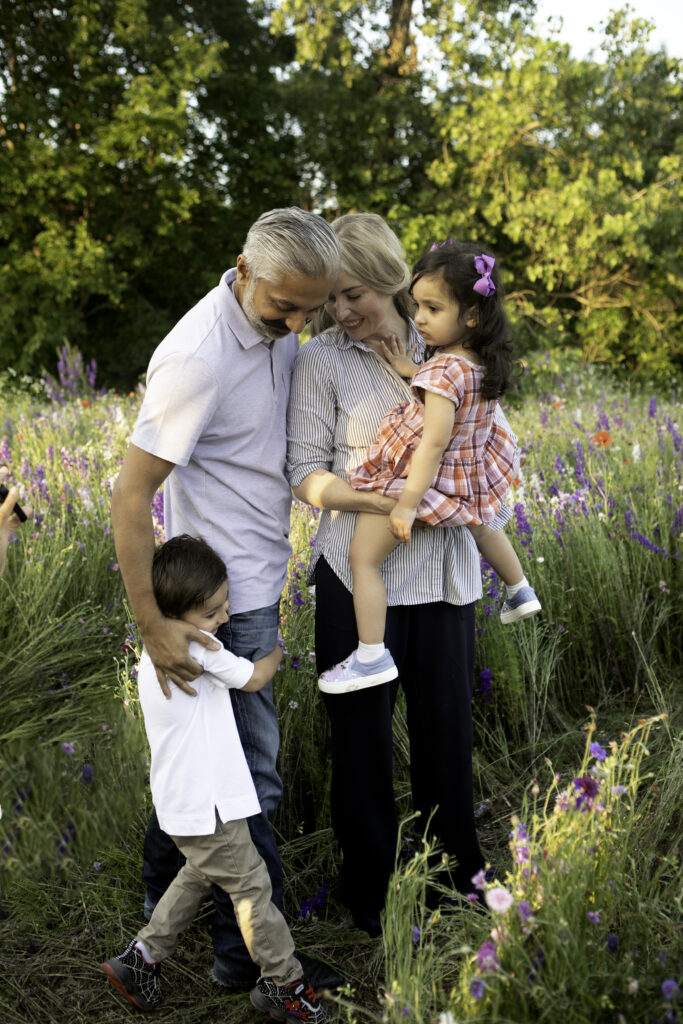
[378, 334, 418, 379]
[389, 505, 417, 545]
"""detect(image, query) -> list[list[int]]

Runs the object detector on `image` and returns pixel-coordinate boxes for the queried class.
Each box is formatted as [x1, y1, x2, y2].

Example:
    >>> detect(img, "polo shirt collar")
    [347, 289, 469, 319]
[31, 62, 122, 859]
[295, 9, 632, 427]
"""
[219, 268, 280, 349]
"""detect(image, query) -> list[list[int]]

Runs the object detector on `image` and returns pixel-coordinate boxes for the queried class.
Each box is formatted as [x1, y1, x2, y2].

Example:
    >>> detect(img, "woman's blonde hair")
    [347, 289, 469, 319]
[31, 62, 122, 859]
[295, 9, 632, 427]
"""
[312, 213, 414, 335]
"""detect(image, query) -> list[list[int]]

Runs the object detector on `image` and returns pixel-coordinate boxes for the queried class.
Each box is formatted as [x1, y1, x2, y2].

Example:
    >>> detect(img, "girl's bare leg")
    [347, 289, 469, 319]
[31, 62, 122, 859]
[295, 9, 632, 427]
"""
[349, 512, 401, 645]
[467, 523, 523, 586]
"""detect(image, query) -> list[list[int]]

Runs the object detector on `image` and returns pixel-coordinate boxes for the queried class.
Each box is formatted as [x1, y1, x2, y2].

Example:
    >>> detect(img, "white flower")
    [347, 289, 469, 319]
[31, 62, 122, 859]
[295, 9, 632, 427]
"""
[485, 886, 514, 913]
[536, 556, 545, 563]
[438, 1013, 458, 1024]
[628, 979, 639, 996]
[632, 443, 642, 462]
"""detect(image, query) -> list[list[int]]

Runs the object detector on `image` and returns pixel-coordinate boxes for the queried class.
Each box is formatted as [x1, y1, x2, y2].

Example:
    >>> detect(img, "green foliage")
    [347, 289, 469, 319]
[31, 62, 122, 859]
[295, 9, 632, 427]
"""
[0, 0, 297, 385]
[399, 7, 682, 375]
[1, 1, 681, 382]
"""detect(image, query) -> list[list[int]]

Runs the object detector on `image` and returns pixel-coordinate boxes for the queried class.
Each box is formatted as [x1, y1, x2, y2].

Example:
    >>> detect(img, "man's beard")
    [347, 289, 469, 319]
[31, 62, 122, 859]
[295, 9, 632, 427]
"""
[241, 282, 291, 341]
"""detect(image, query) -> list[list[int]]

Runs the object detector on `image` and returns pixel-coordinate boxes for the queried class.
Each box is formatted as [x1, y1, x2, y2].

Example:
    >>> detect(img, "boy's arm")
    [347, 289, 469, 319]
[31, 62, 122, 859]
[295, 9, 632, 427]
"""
[112, 444, 220, 698]
[390, 390, 456, 545]
[200, 643, 283, 693]
[242, 645, 283, 691]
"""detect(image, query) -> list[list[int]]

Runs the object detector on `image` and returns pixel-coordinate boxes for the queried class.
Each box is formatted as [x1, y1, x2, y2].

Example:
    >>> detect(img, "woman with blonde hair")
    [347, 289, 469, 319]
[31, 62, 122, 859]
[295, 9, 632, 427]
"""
[286, 213, 516, 933]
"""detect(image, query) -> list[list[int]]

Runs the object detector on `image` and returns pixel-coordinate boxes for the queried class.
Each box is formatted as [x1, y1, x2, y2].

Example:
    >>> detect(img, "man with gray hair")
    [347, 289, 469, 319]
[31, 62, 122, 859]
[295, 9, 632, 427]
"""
[112, 208, 341, 992]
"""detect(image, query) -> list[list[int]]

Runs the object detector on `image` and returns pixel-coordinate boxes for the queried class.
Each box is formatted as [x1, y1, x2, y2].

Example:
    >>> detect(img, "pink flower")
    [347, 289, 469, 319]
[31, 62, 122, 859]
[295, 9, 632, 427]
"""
[471, 869, 487, 891]
[485, 886, 513, 913]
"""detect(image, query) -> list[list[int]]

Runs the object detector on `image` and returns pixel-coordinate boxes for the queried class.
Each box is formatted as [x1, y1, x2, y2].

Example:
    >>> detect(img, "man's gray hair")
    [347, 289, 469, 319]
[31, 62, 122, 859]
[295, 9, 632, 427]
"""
[242, 207, 341, 282]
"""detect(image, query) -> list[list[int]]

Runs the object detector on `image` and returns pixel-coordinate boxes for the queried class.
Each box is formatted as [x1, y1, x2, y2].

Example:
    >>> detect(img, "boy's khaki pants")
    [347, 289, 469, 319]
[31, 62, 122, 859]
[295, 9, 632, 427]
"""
[136, 814, 301, 985]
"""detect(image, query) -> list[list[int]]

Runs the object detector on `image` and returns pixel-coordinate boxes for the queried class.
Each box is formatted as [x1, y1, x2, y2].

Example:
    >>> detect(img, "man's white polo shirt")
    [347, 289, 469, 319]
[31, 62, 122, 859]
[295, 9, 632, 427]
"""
[138, 638, 259, 836]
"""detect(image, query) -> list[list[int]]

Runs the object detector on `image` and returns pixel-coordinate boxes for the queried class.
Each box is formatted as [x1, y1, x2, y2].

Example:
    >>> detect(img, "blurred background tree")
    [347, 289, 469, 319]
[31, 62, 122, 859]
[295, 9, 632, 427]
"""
[0, 0, 680, 385]
[0, 0, 296, 384]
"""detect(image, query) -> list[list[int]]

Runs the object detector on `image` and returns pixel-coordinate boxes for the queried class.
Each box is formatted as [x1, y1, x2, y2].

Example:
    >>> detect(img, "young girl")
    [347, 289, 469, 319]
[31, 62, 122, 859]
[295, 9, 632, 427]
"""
[318, 240, 540, 694]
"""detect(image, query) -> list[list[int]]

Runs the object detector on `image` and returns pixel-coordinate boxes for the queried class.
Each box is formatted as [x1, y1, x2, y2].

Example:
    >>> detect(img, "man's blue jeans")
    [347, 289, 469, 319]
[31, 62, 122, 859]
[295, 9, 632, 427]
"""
[142, 600, 283, 986]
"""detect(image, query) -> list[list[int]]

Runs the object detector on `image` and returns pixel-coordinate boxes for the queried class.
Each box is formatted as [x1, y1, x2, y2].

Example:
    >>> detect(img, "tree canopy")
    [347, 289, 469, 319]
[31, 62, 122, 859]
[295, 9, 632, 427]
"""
[0, 0, 680, 385]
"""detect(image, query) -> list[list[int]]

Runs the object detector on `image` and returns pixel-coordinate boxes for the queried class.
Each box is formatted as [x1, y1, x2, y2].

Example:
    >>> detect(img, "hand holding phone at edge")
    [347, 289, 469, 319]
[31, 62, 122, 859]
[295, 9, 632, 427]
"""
[0, 467, 29, 579]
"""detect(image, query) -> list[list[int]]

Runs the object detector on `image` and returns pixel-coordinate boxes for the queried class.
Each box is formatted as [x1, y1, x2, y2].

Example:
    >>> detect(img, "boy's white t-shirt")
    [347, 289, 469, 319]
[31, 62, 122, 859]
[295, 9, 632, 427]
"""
[137, 635, 259, 836]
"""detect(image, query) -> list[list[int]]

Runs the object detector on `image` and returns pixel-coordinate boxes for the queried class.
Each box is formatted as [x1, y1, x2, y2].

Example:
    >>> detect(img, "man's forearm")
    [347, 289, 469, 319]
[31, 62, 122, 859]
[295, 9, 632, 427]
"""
[293, 469, 395, 514]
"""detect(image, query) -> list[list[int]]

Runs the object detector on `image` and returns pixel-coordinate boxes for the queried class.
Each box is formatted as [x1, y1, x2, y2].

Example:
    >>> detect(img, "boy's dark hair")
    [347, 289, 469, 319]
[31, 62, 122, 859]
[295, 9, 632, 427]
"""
[411, 241, 514, 398]
[152, 534, 227, 618]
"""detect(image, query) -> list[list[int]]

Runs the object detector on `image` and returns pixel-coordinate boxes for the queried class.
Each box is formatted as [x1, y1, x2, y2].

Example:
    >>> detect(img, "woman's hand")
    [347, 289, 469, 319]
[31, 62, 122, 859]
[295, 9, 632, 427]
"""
[377, 334, 418, 379]
[389, 504, 417, 545]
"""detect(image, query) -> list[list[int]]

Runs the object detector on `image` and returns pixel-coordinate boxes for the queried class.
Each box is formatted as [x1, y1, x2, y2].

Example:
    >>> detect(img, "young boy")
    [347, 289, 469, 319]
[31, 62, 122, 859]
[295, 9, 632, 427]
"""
[101, 535, 332, 1023]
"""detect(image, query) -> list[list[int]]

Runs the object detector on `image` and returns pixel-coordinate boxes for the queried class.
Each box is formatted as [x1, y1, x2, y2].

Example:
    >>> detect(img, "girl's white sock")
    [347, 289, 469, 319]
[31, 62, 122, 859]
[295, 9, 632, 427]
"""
[356, 641, 385, 664]
[506, 576, 529, 598]
[135, 940, 157, 965]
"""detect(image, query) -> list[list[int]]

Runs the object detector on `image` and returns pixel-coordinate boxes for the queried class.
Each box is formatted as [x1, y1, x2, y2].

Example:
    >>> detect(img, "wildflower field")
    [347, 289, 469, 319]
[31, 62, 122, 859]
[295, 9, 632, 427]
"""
[0, 349, 680, 1024]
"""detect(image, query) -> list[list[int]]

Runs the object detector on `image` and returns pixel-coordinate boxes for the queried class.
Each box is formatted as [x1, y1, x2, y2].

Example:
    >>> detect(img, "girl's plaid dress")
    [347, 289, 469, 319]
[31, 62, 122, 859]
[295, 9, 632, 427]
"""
[348, 353, 516, 527]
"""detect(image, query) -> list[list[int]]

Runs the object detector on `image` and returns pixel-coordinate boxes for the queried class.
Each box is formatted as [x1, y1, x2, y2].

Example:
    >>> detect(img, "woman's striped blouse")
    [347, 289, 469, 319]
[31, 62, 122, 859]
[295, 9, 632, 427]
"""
[286, 325, 515, 607]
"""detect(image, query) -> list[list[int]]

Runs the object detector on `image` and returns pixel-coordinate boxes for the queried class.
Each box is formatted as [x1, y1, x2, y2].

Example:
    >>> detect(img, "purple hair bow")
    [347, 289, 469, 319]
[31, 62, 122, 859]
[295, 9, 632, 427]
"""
[473, 254, 496, 297]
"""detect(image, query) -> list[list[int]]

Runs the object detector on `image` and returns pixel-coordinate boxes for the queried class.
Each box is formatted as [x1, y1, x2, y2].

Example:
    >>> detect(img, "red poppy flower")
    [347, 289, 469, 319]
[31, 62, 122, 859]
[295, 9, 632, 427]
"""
[593, 430, 613, 447]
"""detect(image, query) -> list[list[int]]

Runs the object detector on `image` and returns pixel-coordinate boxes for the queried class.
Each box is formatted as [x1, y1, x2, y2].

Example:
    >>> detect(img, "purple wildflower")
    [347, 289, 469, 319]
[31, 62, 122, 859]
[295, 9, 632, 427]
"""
[476, 941, 499, 971]
[607, 933, 618, 954]
[672, 506, 683, 538]
[662, 980, 680, 1000]
[471, 869, 486, 891]
[469, 979, 485, 1000]
[476, 667, 493, 702]
[297, 896, 313, 919]
[587, 911, 601, 924]
[514, 502, 534, 551]
[61, 742, 75, 755]
[81, 764, 93, 784]
[518, 900, 532, 922]
[589, 741, 607, 761]
[412, 925, 420, 943]
[574, 775, 600, 808]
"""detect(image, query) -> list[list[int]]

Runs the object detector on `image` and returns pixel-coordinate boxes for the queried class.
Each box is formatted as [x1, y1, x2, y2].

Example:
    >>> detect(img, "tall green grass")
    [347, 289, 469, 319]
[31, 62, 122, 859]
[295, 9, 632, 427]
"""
[0, 355, 680, 1022]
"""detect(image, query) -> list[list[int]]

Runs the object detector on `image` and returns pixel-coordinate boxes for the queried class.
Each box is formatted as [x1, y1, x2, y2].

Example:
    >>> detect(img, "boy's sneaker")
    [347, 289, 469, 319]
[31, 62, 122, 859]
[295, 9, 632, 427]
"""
[500, 585, 541, 624]
[101, 939, 163, 1011]
[250, 976, 333, 1023]
[318, 650, 398, 694]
